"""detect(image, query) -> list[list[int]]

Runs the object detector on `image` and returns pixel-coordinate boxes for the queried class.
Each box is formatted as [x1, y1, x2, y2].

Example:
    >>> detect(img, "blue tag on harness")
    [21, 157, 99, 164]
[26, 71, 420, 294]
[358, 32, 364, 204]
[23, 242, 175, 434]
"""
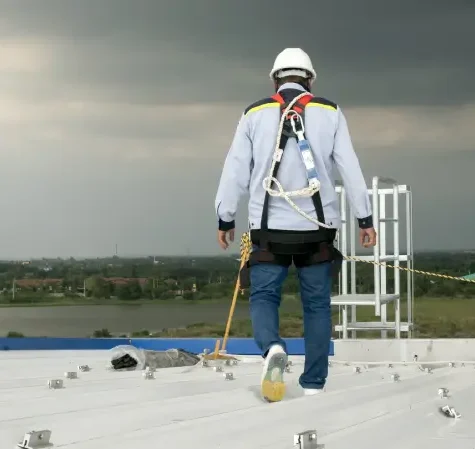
[297, 138, 319, 181]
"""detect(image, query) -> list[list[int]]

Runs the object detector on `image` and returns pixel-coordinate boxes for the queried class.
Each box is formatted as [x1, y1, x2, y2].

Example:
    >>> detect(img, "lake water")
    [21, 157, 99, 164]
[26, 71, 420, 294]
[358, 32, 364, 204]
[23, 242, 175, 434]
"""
[0, 302, 296, 337]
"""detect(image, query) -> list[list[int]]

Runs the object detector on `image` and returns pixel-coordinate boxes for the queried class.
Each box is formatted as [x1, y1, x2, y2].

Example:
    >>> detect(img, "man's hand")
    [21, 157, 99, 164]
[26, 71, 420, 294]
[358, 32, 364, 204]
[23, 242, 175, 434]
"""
[359, 227, 377, 248]
[218, 229, 235, 250]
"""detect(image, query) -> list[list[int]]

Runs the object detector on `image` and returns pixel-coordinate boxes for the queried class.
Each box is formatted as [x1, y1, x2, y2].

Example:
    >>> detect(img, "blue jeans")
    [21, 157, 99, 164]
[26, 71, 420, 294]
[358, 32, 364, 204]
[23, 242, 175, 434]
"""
[249, 259, 332, 389]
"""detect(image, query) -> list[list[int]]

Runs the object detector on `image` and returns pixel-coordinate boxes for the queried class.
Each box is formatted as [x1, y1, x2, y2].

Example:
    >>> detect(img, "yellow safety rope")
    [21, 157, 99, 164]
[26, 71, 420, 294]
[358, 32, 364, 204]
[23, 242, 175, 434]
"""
[237, 232, 475, 284]
[344, 255, 475, 283]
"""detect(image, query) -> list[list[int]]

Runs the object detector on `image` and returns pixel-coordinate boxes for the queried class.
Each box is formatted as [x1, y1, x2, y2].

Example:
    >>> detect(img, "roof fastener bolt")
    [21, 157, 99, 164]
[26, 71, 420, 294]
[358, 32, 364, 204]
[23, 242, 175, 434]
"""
[143, 370, 154, 379]
[438, 387, 449, 398]
[293, 430, 318, 448]
[47, 379, 63, 389]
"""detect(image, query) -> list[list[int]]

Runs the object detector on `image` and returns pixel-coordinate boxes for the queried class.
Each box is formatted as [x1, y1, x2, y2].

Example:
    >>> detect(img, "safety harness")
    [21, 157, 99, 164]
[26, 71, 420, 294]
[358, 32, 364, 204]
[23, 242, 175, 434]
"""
[259, 92, 325, 249]
[253, 91, 334, 252]
[241, 89, 342, 286]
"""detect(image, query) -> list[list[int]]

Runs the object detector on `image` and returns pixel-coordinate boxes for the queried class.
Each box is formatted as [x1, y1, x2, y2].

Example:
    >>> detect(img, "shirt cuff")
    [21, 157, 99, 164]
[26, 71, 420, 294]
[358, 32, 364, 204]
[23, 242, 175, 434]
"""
[357, 215, 373, 229]
[219, 219, 235, 231]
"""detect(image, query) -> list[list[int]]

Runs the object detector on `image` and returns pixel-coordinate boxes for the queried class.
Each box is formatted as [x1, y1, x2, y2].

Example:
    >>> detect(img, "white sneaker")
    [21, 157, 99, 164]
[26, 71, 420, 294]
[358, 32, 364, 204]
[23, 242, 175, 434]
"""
[303, 388, 324, 396]
[261, 344, 288, 402]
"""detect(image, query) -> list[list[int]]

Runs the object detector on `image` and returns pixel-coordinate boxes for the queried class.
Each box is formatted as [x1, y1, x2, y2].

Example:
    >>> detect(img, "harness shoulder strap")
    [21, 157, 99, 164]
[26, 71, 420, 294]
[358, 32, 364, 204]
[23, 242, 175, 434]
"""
[259, 100, 290, 248]
[271, 93, 313, 115]
[271, 93, 284, 104]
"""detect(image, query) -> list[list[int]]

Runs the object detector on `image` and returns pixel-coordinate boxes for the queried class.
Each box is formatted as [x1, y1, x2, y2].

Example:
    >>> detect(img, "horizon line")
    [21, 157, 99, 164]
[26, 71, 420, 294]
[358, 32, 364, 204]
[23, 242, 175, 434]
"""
[1, 248, 474, 262]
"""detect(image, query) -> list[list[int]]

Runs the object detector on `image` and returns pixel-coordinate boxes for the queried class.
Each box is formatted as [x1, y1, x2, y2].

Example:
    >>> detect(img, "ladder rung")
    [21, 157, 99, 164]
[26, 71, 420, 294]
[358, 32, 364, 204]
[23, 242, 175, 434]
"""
[331, 294, 399, 306]
[380, 255, 405, 262]
[340, 218, 397, 224]
[334, 322, 411, 332]
[337, 186, 408, 194]
[343, 255, 409, 262]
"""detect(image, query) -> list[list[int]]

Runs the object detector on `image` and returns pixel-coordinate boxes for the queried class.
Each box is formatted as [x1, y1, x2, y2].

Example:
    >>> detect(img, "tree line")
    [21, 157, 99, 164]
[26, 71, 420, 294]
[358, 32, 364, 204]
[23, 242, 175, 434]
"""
[0, 251, 474, 302]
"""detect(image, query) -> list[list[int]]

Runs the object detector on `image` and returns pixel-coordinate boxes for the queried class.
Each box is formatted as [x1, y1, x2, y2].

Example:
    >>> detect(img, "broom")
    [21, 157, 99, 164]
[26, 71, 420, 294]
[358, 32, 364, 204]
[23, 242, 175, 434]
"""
[205, 232, 251, 360]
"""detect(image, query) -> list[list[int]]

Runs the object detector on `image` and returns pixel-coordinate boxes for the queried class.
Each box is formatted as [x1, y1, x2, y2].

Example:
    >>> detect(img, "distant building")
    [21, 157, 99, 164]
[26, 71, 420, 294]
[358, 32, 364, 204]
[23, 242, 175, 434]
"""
[102, 277, 148, 287]
[15, 279, 62, 290]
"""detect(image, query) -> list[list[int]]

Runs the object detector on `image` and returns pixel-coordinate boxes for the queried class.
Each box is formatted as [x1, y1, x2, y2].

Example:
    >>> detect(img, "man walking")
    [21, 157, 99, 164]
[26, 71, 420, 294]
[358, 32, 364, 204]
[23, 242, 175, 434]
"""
[214, 48, 377, 402]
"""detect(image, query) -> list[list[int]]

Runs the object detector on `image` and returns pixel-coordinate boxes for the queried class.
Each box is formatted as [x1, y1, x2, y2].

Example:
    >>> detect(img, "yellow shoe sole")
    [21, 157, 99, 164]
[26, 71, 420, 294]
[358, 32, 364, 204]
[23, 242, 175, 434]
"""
[262, 379, 286, 402]
[261, 351, 287, 402]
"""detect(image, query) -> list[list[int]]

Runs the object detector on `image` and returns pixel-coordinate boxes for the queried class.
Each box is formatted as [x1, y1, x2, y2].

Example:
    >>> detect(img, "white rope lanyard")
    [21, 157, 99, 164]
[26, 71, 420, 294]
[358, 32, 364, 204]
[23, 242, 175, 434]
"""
[262, 92, 332, 229]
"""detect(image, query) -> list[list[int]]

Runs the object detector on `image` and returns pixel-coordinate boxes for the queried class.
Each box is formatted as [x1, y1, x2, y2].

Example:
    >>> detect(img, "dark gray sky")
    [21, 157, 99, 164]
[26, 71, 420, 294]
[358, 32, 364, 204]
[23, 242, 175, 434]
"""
[0, 0, 474, 258]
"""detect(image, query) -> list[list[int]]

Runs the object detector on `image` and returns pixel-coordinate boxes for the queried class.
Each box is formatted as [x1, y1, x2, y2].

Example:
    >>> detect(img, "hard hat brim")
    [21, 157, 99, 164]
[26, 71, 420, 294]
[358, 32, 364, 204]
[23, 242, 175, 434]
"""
[269, 67, 317, 82]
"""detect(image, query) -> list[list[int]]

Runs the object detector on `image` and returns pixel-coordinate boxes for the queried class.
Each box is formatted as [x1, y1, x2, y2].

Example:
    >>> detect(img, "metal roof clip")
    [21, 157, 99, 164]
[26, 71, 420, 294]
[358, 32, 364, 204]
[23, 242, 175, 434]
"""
[47, 379, 63, 389]
[17, 430, 53, 448]
[438, 387, 449, 398]
[294, 430, 323, 448]
[440, 405, 461, 419]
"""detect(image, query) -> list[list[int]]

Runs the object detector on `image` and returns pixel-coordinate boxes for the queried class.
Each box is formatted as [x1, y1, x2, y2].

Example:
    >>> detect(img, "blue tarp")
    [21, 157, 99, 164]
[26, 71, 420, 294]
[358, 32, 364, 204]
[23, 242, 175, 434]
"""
[0, 337, 334, 356]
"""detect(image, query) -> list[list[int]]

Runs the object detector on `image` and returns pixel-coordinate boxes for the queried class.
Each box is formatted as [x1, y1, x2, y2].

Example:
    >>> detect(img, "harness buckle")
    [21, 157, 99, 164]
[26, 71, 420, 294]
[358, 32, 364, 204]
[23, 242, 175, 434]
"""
[289, 113, 305, 141]
[309, 178, 320, 189]
[290, 113, 305, 133]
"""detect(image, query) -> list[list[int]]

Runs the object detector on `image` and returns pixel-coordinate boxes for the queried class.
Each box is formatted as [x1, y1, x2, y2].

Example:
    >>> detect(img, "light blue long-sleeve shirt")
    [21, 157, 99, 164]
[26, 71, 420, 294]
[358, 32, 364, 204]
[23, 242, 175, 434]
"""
[215, 82, 372, 231]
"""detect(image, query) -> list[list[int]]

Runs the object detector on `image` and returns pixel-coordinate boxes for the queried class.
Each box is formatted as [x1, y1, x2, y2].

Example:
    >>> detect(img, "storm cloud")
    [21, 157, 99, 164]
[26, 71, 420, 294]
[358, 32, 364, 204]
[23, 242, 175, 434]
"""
[0, 0, 474, 257]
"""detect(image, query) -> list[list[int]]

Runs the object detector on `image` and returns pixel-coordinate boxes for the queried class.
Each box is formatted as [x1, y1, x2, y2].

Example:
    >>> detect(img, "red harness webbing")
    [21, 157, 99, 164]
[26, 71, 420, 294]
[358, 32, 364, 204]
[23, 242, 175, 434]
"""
[271, 92, 313, 117]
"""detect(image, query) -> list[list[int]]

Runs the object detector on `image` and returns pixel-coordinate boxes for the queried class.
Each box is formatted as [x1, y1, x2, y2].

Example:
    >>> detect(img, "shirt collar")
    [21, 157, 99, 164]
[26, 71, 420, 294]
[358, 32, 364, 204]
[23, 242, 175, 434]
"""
[277, 82, 306, 92]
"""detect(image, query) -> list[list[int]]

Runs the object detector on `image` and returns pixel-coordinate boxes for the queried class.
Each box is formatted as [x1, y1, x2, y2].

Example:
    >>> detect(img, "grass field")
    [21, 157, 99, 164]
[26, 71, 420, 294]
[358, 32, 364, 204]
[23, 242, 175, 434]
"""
[150, 297, 475, 339]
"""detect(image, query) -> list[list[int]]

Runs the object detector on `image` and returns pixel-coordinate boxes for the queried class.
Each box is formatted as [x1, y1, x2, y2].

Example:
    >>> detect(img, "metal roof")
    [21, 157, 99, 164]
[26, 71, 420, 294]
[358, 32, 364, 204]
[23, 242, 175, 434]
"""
[2, 339, 475, 448]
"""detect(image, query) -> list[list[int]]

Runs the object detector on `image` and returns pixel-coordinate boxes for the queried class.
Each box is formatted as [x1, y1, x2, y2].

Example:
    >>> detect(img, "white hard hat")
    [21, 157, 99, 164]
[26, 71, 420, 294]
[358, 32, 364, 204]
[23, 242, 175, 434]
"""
[269, 48, 317, 85]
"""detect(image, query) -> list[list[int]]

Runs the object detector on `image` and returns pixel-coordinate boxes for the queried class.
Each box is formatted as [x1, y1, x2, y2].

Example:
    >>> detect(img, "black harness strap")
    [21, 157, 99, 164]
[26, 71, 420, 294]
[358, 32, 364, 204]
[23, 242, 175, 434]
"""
[259, 114, 291, 250]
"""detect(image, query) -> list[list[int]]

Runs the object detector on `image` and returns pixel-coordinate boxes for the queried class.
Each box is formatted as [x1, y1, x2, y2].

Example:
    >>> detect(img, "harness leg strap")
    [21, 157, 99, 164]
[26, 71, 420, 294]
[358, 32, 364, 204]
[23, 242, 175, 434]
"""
[294, 242, 343, 281]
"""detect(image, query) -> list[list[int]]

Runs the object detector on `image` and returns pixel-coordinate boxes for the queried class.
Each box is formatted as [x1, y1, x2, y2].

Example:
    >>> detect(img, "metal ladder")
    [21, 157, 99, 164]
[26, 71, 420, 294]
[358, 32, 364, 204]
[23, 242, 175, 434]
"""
[331, 176, 414, 339]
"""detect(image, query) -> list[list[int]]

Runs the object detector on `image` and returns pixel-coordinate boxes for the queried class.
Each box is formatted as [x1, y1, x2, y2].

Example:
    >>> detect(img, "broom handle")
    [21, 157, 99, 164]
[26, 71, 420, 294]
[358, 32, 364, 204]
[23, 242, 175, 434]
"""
[221, 253, 248, 352]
